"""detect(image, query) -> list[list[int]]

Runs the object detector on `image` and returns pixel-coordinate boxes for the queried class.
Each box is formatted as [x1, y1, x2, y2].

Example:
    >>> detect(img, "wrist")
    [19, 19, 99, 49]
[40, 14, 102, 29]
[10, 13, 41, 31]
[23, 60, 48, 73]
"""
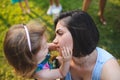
[62, 57, 72, 62]
[59, 68, 65, 77]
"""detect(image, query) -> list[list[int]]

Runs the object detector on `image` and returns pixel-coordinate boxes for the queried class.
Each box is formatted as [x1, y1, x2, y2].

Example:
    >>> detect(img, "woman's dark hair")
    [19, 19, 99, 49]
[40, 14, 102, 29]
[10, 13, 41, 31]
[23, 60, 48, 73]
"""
[54, 10, 99, 57]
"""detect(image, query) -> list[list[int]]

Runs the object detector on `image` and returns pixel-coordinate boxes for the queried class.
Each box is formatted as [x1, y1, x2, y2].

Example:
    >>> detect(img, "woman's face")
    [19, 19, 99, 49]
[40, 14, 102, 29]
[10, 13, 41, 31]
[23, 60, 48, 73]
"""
[53, 20, 73, 54]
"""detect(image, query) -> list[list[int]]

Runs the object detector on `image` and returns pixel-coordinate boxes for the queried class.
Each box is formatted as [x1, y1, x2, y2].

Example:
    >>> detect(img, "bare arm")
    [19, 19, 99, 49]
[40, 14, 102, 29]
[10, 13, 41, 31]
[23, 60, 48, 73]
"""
[101, 58, 120, 80]
[47, 43, 59, 51]
[35, 47, 72, 80]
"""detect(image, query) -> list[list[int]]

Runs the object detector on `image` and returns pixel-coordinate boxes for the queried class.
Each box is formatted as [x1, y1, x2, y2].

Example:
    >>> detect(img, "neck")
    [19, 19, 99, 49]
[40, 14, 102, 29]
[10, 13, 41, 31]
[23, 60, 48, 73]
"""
[71, 49, 97, 67]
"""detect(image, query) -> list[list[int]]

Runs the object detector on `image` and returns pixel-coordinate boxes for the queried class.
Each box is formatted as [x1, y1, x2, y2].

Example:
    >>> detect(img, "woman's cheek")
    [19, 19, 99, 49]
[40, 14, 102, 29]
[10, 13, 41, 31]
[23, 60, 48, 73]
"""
[59, 38, 65, 47]
[64, 37, 71, 46]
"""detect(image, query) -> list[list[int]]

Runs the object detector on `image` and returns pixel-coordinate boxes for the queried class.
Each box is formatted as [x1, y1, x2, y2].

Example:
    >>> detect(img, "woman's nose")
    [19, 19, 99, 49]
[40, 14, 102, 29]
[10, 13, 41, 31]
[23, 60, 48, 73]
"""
[53, 38, 58, 44]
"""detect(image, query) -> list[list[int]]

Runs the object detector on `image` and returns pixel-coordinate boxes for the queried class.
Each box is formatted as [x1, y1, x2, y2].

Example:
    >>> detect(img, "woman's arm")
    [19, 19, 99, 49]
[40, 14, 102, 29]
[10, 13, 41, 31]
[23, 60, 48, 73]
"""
[101, 58, 120, 80]
[35, 47, 72, 80]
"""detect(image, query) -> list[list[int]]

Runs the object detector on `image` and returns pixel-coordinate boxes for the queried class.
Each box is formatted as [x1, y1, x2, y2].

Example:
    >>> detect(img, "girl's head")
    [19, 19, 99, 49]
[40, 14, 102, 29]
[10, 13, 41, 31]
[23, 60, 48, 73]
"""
[4, 20, 46, 78]
[54, 10, 99, 57]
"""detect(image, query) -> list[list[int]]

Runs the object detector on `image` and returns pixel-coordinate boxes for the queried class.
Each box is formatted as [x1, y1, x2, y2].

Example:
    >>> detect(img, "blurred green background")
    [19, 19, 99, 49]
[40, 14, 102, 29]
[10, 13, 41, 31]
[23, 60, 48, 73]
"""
[0, 0, 120, 79]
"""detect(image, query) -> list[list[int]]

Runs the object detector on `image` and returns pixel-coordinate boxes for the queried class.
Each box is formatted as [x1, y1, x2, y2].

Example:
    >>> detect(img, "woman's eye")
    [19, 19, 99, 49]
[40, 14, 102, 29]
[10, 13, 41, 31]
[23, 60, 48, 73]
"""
[56, 29, 64, 36]
[58, 31, 63, 35]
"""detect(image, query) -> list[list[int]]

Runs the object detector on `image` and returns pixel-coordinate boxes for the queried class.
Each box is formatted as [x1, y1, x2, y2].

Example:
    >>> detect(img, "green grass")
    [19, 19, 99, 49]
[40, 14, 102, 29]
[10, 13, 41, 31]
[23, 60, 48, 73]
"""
[0, 0, 120, 79]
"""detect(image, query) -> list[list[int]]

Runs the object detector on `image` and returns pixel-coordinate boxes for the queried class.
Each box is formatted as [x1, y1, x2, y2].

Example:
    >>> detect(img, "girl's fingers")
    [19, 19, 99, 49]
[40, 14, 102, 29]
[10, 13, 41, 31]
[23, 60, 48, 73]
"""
[63, 47, 67, 56]
[62, 47, 68, 57]
[70, 48, 72, 56]
[61, 47, 72, 58]
[65, 47, 72, 56]
[67, 47, 71, 55]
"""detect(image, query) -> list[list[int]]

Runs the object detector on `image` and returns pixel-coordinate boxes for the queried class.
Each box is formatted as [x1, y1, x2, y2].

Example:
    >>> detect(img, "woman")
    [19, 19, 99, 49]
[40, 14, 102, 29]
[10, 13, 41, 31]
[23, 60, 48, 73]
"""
[52, 10, 120, 80]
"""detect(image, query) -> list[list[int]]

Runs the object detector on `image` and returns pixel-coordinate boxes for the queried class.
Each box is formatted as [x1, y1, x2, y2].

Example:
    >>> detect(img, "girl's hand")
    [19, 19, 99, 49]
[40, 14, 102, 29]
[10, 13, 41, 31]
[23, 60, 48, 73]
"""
[47, 43, 59, 51]
[57, 47, 72, 62]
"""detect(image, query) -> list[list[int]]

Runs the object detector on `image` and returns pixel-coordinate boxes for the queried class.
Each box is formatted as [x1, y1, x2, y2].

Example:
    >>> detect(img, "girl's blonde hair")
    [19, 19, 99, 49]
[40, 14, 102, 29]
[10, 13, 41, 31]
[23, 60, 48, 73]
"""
[4, 20, 46, 78]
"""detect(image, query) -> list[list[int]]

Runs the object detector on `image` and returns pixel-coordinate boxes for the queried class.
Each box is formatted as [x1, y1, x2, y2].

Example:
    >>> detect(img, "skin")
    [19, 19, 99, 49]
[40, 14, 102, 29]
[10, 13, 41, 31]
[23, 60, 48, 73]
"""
[53, 20, 120, 80]
[35, 34, 72, 80]
[36, 35, 48, 64]
[53, 21, 73, 53]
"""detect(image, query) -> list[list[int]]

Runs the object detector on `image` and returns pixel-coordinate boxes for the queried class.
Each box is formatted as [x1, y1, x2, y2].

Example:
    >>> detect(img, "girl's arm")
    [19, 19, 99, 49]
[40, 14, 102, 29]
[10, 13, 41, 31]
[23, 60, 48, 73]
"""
[35, 47, 72, 80]
[47, 43, 59, 51]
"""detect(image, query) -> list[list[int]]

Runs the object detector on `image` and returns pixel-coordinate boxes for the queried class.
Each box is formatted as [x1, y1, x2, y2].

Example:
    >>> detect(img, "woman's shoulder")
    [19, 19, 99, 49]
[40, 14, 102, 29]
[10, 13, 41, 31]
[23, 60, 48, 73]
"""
[101, 58, 120, 80]
[94, 47, 120, 80]
[96, 47, 114, 62]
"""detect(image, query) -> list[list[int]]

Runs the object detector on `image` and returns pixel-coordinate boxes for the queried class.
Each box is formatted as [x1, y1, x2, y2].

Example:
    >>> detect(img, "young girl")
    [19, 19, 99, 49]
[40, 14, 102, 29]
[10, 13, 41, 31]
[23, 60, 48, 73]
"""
[3, 20, 72, 80]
